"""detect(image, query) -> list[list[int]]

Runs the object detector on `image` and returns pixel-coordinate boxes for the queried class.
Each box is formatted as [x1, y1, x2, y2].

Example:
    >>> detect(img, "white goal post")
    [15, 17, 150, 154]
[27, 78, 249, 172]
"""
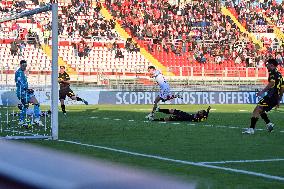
[0, 3, 58, 140]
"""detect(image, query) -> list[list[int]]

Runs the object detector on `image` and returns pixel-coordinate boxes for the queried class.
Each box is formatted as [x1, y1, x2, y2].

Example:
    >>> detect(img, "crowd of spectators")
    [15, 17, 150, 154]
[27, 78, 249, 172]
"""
[71, 39, 91, 58]
[109, 0, 247, 64]
[108, 0, 283, 67]
[0, 0, 41, 50]
[0, 0, 283, 67]
[224, 0, 283, 66]
[0, 0, 27, 14]
[225, 0, 284, 34]
[57, 0, 118, 41]
[1, 0, 124, 58]
[39, 0, 120, 57]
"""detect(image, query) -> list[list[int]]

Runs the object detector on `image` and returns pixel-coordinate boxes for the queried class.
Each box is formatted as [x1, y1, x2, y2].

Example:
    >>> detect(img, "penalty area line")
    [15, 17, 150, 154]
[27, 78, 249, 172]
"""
[58, 139, 284, 182]
[199, 158, 284, 164]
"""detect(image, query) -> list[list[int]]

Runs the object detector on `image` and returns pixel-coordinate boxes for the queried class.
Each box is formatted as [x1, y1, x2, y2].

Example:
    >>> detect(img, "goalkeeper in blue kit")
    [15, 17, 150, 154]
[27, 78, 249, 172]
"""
[15, 60, 43, 127]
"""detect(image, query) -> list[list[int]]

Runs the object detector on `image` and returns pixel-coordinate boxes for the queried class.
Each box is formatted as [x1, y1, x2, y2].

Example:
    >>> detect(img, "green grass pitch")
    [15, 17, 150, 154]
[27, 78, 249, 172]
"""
[3, 104, 284, 188]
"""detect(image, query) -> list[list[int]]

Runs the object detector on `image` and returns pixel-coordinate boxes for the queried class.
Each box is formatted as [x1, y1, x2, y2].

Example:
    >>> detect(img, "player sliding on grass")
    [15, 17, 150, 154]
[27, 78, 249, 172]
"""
[243, 59, 284, 134]
[147, 106, 211, 122]
[146, 66, 182, 120]
[58, 66, 88, 116]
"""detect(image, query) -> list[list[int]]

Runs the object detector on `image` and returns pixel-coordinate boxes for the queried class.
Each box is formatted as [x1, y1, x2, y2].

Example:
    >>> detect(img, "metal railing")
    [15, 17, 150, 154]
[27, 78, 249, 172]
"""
[0, 66, 268, 91]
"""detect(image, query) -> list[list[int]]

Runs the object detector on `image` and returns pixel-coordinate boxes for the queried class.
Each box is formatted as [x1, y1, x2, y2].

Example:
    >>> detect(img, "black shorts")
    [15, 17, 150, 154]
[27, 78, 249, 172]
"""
[59, 87, 75, 100]
[258, 95, 278, 112]
[168, 110, 192, 121]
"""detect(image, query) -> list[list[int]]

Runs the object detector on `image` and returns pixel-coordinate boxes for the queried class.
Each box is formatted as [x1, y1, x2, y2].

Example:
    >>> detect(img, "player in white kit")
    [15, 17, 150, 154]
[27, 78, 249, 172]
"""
[146, 66, 182, 120]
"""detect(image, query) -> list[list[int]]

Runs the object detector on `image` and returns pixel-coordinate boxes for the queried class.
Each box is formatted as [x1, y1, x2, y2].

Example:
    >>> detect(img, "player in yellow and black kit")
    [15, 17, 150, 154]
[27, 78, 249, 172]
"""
[148, 106, 211, 122]
[243, 59, 284, 134]
[58, 66, 88, 115]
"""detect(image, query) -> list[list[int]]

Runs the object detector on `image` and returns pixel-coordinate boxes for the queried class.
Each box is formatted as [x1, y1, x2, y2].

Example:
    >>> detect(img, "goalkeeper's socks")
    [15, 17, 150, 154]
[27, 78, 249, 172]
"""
[250, 117, 258, 129]
[34, 104, 40, 118]
[61, 104, 66, 113]
[260, 113, 270, 124]
[19, 107, 27, 121]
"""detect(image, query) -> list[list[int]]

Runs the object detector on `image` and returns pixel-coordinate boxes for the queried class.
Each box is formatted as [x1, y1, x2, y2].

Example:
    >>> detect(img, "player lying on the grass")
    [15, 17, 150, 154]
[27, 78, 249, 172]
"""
[243, 59, 284, 134]
[146, 66, 182, 120]
[58, 66, 88, 116]
[148, 106, 211, 122]
[15, 60, 43, 127]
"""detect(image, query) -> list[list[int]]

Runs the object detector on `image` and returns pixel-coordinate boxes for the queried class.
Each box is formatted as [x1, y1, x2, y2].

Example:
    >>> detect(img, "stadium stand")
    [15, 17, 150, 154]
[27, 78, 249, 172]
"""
[225, 0, 283, 48]
[0, 0, 151, 85]
[0, 0, 283, 87]
[106, 0, 283, 76]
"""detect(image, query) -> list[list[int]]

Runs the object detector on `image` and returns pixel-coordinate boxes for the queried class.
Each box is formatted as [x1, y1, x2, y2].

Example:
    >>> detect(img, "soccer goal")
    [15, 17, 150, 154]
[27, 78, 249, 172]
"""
[0, 3, 58, 140]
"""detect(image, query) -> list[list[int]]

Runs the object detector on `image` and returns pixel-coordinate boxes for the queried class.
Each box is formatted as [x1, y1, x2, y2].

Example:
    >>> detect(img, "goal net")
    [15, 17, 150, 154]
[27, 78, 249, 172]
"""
[0, 3, 58, 140]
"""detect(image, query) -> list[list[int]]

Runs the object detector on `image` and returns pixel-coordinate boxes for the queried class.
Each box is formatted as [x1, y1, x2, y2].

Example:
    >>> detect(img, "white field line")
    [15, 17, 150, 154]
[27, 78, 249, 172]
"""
[2, 129, 34, 136]
[216, 126, 227, 128]
[90, 117, 284, 133]
[172, 122, 180, 125]
[200, 159, 284, 164]
[58, 139, 284, 182]
[0, 129, 48, 138]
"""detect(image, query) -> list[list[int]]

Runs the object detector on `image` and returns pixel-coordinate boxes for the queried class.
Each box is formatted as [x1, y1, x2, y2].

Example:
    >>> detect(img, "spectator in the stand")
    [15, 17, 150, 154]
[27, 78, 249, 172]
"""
[12, 22, 19, 38]
[115, 49, 124, 58]
[256, 58, 264, 68]
[10, 41, 18, 56]
[125, 38, 131, 51]
[77, 39, 85, 58]
[71, 42, 78, 56]
[18, 41, 26, 57]
[19, 28, 28, 41]
[215, 55, 222, 64]
[84, 44, 91, 57]
[112, 41, 118, 51]
[43, 29, 50, 45]
[105, 42, 113, 51]
[161, 38, 169, 53]
[276, 53, 283, 67]
[147, 38, 154, 52]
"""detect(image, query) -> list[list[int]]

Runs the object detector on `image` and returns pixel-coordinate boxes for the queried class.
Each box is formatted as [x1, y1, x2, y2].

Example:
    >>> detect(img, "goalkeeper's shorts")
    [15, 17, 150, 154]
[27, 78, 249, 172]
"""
[17, 92, 34, 105]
